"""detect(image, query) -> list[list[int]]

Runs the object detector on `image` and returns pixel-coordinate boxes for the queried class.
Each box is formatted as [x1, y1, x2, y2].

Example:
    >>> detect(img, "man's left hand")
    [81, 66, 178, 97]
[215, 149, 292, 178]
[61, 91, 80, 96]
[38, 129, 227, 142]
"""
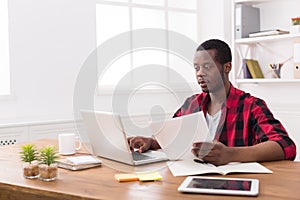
[192, 141, 233, 166]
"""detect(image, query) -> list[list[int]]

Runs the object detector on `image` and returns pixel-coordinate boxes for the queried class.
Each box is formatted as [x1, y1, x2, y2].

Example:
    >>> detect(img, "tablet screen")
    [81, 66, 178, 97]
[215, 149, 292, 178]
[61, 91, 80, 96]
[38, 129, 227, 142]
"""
[187, 178, 251, 191]
[178, 176, 259, 196]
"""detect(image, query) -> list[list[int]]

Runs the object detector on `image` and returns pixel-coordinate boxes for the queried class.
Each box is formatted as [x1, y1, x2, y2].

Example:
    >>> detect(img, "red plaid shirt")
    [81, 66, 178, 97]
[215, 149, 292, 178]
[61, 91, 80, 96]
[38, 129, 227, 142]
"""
[173, 84, 296, 160]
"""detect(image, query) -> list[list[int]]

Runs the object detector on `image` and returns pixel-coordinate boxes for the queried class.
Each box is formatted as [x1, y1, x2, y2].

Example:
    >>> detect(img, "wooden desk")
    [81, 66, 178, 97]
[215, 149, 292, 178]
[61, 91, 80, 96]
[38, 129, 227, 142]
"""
[0, 139, 299, 200]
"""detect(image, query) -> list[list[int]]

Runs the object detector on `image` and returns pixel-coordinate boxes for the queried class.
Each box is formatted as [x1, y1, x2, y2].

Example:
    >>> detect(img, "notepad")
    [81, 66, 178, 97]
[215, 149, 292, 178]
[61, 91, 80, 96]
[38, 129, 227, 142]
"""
[136, 171, 162, 182]
[115, 171, 162, 182]
[114, 174, 139, 182]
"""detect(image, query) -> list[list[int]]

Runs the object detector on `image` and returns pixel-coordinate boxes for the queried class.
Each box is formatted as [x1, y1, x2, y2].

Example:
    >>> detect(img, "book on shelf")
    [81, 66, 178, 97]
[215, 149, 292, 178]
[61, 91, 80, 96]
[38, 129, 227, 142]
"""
[249, 29, 289, 38]
[245, 59, 264, 78]
[242, 59, 252, 78]
[167, 160, 273, 177]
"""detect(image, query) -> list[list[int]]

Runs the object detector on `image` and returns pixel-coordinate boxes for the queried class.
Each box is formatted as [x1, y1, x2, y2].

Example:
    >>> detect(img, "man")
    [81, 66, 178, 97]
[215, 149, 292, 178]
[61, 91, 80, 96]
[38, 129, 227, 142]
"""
[129, 39, 296, 166]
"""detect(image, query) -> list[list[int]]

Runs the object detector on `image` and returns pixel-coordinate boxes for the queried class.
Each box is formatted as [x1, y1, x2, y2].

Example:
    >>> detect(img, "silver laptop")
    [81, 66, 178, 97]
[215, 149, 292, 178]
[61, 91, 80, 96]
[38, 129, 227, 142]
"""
[80, 110, 167, 165]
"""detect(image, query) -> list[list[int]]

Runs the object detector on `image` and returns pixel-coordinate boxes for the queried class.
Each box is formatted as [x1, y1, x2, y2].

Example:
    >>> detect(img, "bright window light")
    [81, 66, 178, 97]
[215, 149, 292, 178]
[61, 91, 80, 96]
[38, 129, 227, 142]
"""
[96, 0, 198, 88]
[0, 0, 11, 95]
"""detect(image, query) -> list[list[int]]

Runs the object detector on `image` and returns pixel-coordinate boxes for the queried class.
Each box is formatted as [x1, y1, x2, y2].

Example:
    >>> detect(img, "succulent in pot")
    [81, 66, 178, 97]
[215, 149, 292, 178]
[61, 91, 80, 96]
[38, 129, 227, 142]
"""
[20, 144, 39, 179]
[38, 145, 58, 181]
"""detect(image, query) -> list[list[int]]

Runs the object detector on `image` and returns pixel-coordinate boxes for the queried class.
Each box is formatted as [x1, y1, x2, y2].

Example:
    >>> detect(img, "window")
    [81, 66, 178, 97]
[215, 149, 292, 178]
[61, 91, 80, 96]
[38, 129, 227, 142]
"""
[0, 0, 10, 95]
[96, 0, 199, 91]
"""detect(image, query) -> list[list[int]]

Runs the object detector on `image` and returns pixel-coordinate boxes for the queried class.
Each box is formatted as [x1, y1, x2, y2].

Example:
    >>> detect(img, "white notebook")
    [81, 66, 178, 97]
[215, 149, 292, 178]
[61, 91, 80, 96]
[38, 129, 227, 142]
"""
[66, 155, 102, 165]
[167, 160, 273, 177]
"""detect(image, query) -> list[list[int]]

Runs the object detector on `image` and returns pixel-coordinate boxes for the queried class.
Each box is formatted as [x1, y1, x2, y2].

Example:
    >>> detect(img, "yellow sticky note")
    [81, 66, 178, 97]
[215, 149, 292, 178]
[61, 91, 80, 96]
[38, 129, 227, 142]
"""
[136, 171, 162, 182]
[114, 173, 139, 182]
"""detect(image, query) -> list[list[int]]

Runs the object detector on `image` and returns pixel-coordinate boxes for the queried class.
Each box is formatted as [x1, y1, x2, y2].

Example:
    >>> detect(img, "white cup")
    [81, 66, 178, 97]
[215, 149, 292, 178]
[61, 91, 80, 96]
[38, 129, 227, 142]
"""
[58, 133, 82, 155]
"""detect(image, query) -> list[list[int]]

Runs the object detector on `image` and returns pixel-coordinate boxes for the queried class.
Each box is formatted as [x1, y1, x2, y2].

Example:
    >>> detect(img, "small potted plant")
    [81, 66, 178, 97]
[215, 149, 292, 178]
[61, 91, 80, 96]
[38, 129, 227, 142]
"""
[291, 17, 300, 34]
[38, 145, 58, 181]
[292, 17, 300, 25]
[20, 144, 39, 179]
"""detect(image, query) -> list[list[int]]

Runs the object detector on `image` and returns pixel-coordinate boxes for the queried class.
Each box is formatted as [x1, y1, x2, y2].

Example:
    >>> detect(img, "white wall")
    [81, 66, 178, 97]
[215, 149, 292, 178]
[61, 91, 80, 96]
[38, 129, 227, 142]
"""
[0, 0, 96, 123]
[198, 0, 232, 43]
[0, 0, 232, 125]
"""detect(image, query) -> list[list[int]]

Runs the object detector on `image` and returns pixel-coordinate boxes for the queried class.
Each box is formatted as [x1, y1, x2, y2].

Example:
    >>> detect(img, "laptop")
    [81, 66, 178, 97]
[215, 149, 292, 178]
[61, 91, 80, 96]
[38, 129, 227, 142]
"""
[80, 110, 168, 166]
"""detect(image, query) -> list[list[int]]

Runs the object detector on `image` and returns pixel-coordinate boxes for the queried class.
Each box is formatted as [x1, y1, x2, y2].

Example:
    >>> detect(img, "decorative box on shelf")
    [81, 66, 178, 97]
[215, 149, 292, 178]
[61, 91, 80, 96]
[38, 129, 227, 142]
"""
[290, 25, 300, 35]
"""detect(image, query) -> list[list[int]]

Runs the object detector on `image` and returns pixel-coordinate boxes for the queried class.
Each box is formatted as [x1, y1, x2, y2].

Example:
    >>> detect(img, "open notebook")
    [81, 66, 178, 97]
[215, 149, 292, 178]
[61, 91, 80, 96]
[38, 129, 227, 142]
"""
[167, 160, 272, 177]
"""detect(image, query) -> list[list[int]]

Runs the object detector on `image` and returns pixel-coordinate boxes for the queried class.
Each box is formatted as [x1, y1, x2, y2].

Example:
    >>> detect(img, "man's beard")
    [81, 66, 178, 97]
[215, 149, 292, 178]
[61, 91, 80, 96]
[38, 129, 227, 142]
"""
[202, 89, 209, 93]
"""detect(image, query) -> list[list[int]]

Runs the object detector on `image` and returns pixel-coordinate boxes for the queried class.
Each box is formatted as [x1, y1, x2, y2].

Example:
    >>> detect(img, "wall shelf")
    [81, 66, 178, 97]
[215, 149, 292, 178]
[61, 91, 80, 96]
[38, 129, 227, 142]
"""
[236, 79, 300, 84]
[232, 0, 300, 86]
[235, 0, 274, 5]
[235, 34, 300, 44]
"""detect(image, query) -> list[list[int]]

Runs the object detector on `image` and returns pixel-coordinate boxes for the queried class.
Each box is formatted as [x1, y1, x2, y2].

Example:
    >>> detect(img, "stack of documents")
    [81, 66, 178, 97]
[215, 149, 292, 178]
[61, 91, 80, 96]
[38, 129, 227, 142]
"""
[249, 29, 289, 37]
[57, 155, 102, 171]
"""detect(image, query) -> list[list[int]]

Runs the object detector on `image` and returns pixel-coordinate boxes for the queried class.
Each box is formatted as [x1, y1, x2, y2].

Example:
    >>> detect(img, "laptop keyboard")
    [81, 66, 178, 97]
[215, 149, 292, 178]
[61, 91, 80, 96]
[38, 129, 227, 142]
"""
[132, 152, 153, 161]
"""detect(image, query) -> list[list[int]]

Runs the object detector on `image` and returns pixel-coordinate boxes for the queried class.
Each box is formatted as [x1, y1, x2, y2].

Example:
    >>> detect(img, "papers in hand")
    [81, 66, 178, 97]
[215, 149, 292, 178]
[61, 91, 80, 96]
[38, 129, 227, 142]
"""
[151, 111, 212, 161]
[167, 160, 272, 177]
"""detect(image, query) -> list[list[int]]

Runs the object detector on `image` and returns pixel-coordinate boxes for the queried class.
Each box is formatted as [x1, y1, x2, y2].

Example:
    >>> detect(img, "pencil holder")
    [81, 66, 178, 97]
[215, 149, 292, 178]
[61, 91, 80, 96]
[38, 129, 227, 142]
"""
[273, 68, 281, 78]
[270, 63, 282, 78]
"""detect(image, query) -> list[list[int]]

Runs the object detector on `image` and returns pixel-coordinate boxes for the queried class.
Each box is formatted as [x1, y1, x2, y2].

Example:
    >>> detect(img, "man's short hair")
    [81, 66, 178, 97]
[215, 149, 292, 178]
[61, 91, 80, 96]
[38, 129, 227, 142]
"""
[196, 39, 232, 64]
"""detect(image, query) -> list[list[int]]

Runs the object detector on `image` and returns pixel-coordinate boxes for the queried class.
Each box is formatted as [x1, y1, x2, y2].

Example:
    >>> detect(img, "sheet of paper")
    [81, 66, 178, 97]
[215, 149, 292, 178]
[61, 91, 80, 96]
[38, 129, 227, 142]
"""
[167, 160, 273, 177]
[167, 159, 216, 176]
[151, 111, 212, 160]
[217, 162, 273, 175]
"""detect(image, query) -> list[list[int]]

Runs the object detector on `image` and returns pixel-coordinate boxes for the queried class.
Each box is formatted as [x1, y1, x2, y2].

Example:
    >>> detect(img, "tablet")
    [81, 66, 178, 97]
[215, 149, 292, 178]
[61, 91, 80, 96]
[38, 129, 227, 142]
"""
[178, 176, 259, 196]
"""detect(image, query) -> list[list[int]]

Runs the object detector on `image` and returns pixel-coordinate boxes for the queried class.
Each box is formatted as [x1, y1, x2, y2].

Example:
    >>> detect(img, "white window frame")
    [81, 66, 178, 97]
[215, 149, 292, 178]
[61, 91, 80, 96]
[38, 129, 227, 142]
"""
[95, 0, 200, 94]
[0, 0, 11, 97]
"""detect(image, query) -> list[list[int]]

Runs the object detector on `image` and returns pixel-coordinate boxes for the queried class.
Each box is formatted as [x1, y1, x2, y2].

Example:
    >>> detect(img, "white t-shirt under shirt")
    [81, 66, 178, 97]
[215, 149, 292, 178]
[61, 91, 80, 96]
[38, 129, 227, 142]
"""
[205, 110, 221, 139]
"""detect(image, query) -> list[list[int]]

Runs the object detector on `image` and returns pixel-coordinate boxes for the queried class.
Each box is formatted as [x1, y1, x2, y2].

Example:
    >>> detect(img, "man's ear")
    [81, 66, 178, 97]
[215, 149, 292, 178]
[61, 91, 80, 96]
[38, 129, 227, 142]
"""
[224, 62, 232, 73]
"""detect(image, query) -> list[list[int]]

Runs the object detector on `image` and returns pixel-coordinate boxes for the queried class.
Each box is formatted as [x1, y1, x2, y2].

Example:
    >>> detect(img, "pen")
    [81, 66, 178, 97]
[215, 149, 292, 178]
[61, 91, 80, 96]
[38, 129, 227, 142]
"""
[193, 158, 207, 164]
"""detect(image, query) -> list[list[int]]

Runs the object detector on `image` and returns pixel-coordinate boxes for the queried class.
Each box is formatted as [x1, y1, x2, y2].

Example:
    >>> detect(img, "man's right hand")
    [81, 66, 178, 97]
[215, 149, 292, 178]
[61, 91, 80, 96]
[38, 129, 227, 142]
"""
[127, 136, 160, 153]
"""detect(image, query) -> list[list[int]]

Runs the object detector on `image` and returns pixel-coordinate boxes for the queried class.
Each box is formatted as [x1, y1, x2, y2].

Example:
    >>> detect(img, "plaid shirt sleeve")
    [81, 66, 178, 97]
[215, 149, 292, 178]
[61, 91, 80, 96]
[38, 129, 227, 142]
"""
[221, 87, 296, 161]
[249, 98, 296, 160]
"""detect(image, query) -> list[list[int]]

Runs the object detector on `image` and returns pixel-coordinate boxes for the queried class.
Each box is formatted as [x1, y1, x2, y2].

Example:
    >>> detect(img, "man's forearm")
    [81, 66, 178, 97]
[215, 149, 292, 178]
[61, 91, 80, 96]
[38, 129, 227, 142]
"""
[229, 141, 285, 162]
